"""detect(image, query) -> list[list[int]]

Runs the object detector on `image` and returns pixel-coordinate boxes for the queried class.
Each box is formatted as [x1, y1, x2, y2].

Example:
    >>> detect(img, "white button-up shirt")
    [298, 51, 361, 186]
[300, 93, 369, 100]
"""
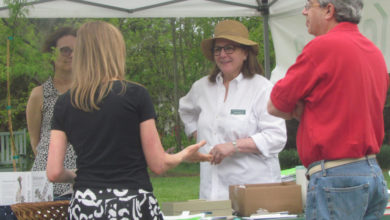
[179, 73, 287, 200]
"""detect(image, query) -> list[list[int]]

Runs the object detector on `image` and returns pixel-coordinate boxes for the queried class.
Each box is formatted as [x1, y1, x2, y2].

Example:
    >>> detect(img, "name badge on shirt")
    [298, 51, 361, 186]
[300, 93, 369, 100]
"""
[231, 109, 246, 115]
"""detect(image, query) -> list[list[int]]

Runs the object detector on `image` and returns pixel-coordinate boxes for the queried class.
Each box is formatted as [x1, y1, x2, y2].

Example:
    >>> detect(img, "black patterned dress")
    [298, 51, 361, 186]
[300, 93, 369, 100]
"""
[31, 77, 77, 197]
[69, 188, 163, 220]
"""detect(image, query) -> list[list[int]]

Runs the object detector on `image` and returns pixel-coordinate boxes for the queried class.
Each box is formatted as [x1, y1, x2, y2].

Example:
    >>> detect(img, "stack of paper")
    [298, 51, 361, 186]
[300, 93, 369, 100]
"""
[280, 168, 296, 182]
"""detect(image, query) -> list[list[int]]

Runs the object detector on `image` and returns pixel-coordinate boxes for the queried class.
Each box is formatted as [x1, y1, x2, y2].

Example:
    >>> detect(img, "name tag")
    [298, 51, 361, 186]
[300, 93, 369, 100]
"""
[231, 109, 246, 115]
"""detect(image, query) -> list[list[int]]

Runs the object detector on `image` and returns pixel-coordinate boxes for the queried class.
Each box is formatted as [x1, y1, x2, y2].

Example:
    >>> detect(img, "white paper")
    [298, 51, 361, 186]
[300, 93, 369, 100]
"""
[163, 213, 205, 220]
[245, 213, 298, 219]
[0, 171, 53, 205]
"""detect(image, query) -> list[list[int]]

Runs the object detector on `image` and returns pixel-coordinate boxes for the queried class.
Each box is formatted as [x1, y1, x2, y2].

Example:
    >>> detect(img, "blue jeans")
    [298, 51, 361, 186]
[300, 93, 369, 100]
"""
[305, 157, 388, 220]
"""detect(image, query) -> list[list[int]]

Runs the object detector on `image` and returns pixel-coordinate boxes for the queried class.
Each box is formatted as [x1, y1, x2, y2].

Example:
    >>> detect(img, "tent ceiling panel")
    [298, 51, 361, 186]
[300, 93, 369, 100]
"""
[0, 0, 262, 18]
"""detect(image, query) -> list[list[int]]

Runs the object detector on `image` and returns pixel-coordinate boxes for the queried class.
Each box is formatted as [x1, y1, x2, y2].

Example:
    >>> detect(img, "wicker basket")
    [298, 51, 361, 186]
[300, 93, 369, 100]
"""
[10, 200, 70, 220]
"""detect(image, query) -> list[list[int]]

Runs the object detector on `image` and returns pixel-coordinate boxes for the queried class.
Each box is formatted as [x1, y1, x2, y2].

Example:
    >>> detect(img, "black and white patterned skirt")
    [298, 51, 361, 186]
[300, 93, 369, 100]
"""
[68, 187, 163, 220]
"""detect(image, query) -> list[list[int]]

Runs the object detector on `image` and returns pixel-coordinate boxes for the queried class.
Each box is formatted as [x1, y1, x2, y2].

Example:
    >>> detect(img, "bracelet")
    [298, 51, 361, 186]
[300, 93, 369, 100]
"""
[232, 140, 239, 153]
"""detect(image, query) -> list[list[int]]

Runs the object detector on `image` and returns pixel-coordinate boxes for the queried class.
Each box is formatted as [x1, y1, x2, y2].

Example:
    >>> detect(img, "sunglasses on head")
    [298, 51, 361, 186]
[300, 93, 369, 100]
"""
[59, 46, 73, 56]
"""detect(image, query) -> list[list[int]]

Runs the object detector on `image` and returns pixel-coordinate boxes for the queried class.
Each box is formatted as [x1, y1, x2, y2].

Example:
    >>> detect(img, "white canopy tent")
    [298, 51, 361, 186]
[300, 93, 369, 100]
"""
[0, 0, 389, 82]
[269, 0, 390, 82]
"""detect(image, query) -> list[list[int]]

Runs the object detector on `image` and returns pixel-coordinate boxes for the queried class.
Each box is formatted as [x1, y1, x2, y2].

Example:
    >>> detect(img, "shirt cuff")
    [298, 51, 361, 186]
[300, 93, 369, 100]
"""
[250, 133, 286, 158]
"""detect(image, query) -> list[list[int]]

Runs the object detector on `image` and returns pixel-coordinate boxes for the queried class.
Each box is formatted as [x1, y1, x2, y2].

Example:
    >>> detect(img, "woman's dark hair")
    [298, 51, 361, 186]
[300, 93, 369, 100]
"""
[42, 27, 77, 53]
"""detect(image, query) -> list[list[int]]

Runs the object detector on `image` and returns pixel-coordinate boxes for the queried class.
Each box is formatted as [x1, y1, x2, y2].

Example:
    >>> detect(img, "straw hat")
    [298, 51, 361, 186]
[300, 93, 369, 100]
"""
[201, 20, 259, 61]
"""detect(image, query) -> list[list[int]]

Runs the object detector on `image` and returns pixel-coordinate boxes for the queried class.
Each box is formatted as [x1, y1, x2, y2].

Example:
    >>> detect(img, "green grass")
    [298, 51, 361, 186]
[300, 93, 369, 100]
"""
[151, 176, 200, 203]
[150, 163, 200, 203]
[162, 163, 200, 176]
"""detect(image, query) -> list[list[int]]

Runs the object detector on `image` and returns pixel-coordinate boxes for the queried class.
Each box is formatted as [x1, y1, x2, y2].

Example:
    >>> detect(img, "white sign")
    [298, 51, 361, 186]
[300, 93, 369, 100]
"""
[0, 171, 53, 205]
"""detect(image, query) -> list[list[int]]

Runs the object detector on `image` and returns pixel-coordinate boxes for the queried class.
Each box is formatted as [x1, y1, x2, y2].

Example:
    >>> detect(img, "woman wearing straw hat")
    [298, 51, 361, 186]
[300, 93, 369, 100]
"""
[179, 20, 287, 200]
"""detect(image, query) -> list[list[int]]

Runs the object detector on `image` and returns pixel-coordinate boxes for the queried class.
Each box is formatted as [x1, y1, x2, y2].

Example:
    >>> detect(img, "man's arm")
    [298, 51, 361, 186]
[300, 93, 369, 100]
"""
[267, 99, 304, 121]
[267, 100, 293, 120]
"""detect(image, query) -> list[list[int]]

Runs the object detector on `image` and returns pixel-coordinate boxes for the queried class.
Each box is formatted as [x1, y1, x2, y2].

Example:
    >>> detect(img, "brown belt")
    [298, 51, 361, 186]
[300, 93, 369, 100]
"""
[307, 154, 376, 177]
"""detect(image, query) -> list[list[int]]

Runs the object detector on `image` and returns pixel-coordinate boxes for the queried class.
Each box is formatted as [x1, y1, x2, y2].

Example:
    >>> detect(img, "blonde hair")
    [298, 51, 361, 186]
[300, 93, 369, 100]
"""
[71, 21, 126, 112]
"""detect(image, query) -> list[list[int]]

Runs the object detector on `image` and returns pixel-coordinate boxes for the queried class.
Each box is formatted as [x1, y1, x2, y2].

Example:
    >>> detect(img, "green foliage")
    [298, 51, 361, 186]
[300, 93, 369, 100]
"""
[0, 14, 273, 151]
[384, 82, 390, 145]
[378, 145, 390, 169]
[384, 169, 390, 186]
[285, 120, 299, 150]
[160, 131, 196, 151]
[0, 1, 30, 131]
[278, 149, 302, 170]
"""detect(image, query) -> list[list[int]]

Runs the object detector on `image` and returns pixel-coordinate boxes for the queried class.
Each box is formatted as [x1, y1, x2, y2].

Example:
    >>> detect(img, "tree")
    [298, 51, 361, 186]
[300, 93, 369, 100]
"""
[0, 15, 285, 151]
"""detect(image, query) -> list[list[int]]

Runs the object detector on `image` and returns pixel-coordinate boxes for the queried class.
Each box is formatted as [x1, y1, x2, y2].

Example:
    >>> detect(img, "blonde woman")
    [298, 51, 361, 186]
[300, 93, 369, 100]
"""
[46, 21, 211, 219]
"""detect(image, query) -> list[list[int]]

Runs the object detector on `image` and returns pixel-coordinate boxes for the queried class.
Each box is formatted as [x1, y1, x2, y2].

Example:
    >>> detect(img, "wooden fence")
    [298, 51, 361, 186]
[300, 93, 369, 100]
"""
[0, 129, 27, 170]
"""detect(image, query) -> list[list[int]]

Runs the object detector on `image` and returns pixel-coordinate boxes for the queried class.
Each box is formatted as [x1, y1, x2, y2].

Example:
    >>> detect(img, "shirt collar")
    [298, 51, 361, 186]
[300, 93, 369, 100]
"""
[328, 22, 359, 34]
[216, 72, 244, 84]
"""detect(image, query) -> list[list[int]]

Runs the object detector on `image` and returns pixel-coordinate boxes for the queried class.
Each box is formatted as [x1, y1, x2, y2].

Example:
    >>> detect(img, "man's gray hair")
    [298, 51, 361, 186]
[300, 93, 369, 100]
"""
[318, 0, 363, 24]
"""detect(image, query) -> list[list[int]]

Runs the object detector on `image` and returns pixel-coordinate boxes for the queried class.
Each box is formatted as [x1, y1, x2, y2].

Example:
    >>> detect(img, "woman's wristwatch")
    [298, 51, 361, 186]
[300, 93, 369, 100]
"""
[232, 140, 239, 153]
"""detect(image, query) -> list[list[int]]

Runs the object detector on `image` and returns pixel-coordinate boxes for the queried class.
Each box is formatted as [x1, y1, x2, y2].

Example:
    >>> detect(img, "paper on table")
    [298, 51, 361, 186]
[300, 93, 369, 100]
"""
[163, 211, 206, 220]
[243, 213, 298, 219]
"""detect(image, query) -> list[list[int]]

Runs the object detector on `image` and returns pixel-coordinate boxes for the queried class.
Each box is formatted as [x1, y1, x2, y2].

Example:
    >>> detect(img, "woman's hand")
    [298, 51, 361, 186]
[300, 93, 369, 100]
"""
[209, 142, 236, 165]
[181, 140, 212, 163]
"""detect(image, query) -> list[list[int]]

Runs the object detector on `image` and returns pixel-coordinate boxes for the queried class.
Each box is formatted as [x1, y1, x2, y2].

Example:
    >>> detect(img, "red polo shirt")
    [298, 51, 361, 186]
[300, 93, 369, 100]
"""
[270, 22, 389, 167]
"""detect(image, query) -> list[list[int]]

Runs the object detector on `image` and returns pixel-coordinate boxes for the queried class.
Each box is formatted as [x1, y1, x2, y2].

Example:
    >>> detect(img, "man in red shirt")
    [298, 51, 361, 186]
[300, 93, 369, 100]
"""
[268, 0, 389, 219]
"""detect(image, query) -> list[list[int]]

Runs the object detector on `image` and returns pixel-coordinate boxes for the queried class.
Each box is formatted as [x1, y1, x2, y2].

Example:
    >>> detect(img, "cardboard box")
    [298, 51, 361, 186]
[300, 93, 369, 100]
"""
[229, 181, 303, 217]
[161, 199, 232, 217]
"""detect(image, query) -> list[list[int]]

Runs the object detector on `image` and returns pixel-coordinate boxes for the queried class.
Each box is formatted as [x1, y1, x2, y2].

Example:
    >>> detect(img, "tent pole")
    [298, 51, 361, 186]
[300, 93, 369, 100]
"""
[259, 0, 271, 79]
[263, 13, 270, 79]
[170, 18, 182, 149]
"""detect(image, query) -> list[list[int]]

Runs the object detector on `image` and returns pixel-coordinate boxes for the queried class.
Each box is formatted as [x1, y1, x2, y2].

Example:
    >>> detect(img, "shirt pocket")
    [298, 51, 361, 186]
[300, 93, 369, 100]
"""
[220, 108, 252, 138]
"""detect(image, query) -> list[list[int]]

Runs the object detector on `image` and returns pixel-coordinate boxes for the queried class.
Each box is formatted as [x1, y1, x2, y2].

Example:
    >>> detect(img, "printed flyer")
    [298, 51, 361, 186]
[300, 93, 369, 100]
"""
[0, 171, 53, 205]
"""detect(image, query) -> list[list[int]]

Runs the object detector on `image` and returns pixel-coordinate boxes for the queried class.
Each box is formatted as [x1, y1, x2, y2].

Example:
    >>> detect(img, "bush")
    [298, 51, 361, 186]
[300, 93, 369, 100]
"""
[278, 149, 301, 170]
[377, 144, 390, 169]
[285, 120, 299, 150]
